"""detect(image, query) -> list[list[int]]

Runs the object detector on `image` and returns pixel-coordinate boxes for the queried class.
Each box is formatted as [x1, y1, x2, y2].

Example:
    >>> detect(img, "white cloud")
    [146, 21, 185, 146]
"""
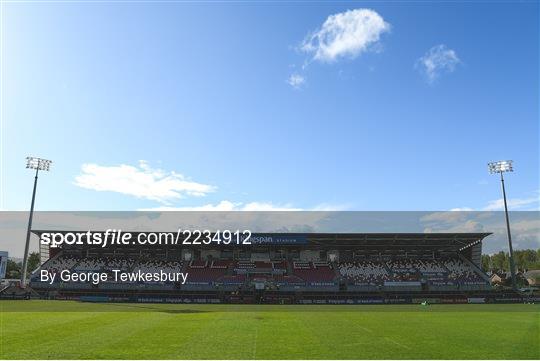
[416, 44, 461, 82]
[300, 8, 390, 63]
[448, 192, 540, 212]
[139, 202, 303, 212]
[242, 202, 303, 211]
[138, 201, 239, 211]
[419, 211, 540, 253]
[287, 73, 306, 89]
[139, 201, 346, 212]
[74, 161, 216, 204]
[420, 211, 470, 224]
[424, 219, 486, 234]
[449, 207, 474, 212]
[482, 196, 540, 211]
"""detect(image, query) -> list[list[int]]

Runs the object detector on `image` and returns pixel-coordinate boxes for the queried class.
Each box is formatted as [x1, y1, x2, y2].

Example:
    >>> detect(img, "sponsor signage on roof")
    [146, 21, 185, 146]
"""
[248, 234, 308, 245]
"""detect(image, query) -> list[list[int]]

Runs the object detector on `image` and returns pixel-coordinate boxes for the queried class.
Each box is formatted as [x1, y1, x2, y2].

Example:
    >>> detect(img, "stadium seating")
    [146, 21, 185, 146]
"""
[210, 260, 229, 269]
[338, 261, 389, 285]
[271, 261, 287, 270]
[236, 260, 255, 269]
[186, 263, 228, 283]
[337, 257, 487, 286]
[219, 274, 246, 284]
[292, 261, 336, 283]
[133, 260, 183, 276]
[444, 258, 485, 283]
[31, 252, 487, 291]
[416, 259, 447, 273]
[273, 274, 305, 285]
[39, 255, 81, 275]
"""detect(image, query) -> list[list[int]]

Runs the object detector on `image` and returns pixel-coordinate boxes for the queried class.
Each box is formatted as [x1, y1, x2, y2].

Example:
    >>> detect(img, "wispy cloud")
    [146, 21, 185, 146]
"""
[448, 192, 540, 212]
[287, 73, 306, 89]
[139, 201, 299, 212]
[420, 211, 540, 252]
[482, 196, 540, 211]
[300, 8, 390, 63]
[139, 201, 347, 212]
[416, 44, 461, 83]
[74, 161, 216, 204]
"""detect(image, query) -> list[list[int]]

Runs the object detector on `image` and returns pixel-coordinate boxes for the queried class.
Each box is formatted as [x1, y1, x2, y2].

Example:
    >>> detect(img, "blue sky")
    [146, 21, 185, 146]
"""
[2, 1, 539, 211]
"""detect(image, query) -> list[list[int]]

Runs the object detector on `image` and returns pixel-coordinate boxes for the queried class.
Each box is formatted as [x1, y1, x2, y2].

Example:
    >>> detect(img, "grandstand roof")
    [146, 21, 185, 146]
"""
[306, 232, 491, 252]
[32, 230, 491, 253]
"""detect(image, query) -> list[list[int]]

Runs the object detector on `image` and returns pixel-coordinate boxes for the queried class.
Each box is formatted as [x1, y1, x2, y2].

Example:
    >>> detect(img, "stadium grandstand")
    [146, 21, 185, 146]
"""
[25, 231, 499, 304]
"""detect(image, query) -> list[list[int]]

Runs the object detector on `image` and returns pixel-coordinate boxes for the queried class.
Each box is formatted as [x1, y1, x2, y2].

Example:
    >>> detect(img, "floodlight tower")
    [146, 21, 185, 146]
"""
[488, 160, 517, 290]
[21, 157, 52, 287]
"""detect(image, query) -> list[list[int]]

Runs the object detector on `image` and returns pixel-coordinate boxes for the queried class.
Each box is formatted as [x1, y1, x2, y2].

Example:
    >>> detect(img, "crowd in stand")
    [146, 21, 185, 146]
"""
[387, 260, 417, 273]
[415, 259, 448, 273]
[34, 253, 486, 286]
[339, 261, 389, 285]
[39, 255, 81, 275]
[133, 259, 183, 274]
[338, 258, 486, 285]
[444, 258, 485, 282]
[73, 257, 136, 272]
[36, 256, 182, 280]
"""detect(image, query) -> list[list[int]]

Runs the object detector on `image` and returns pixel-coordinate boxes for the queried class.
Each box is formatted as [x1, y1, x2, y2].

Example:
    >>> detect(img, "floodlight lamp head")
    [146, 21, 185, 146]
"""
[488, 160, 513, 174]
[26, 157, 52, 171]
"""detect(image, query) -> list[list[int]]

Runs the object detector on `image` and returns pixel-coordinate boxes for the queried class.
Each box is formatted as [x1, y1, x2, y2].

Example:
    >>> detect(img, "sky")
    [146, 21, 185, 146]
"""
[1, 211, 539, 257]
[1, 1, 539, 213]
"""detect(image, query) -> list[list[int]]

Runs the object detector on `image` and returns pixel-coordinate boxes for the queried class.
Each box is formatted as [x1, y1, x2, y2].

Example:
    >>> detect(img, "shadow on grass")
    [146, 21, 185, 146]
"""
[1, 299, 537, 313]
[0, 300, 213, 313]
[106, 303, 211, 314]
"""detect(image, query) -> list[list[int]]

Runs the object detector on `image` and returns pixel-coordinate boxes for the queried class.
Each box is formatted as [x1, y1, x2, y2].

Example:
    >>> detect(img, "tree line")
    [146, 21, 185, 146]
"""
[481, 248, 540, 273]
[5, 252, 40, 279]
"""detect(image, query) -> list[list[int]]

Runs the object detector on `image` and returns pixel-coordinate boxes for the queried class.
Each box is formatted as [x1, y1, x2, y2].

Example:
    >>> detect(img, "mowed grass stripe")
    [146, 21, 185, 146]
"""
[3, 312, 160, 359]
[95, 311, 215, 359]
[0, 301, 538, 359]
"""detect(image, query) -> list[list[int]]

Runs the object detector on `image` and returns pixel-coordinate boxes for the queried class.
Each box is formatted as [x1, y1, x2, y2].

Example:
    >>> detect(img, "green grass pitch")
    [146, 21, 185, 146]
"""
[0, 300, 538, 359]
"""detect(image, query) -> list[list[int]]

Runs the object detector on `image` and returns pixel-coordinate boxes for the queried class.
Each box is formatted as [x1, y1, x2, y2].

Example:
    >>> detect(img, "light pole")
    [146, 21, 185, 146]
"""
[21, 156, 52, 288]
[488, 160, 517, 290]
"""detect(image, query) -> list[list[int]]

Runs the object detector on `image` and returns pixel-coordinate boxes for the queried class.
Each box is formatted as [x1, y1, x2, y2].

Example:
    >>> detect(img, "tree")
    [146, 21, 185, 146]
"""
[6, 259, 21, 279]
[4, 252, 41, 279]
[27, 252, 41, 274]
[482, 249, 540, 273]
[491, 251, 508, 271]
[510, 249, 539, 271]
